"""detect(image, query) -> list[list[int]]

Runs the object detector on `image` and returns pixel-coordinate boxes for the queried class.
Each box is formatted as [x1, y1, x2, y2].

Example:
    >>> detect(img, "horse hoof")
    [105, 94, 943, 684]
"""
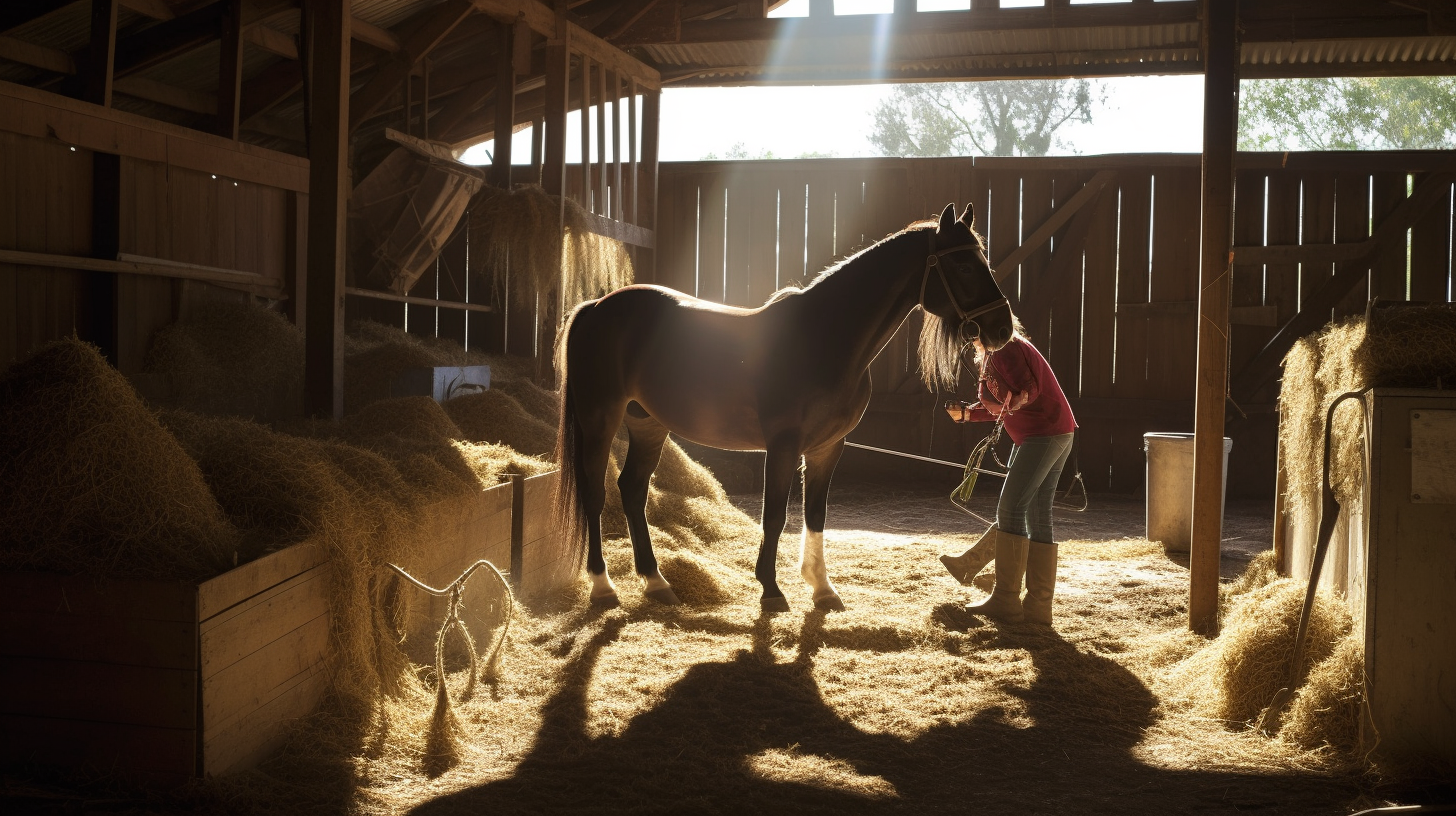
[760, 595, 791, 613]
[813, 593, 845, 612]
[590, 593, 620, 609]
[645, 587, 680, 606]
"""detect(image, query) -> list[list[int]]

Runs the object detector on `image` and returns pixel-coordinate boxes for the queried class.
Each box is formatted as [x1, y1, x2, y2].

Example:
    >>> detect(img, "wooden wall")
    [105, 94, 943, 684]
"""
[0, 81, 306, 377]
[650, 153, 1456, 499]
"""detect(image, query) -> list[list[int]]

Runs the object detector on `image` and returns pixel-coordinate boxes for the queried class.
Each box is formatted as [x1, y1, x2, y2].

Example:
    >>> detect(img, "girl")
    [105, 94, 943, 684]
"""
[941, 325, 1076, 624]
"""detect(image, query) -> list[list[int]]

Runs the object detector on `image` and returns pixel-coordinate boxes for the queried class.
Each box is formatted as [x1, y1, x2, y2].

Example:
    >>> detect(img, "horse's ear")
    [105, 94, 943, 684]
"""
[937, 203, 956, 232]
[959, 202, 976, 227]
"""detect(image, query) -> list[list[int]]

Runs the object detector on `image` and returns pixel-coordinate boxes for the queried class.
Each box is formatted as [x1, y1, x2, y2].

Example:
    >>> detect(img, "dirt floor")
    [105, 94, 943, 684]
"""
[8, 481, 1437, 815]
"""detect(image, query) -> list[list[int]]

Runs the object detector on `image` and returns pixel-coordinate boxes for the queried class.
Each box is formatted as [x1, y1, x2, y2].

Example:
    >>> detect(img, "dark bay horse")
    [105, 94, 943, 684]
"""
[554, 203, 1013, 612]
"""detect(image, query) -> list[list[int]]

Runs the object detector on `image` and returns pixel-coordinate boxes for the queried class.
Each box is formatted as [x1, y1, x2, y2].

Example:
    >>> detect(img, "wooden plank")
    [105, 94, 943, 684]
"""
[0, 571, 195, 621]
[639, 87, 660, 282]
[724, 174, 752, 307]
[1299, 170, 1337, 313]
[0, 656, 196, 728]
[201, 612, 328, 730]
[0, 136, 15, 368]
[1147, 168, 1201, 403]
[1045, 170, 1094, 393]
[1077, 188, 1120, 492]
[779, 173, 807, 288]
[696, 172, 726, 302]
[1107, 171, 1152, 493]
[0, 714, 195, 782]
[1333, 170, 1373, 320]
[1408, 173, 1453, 303]
[199, 563, 329, 680]
[199, 540, 327, 627]
[747, 171, 778, 307]
[986, 170, 1020, 293]
[217, 0, 244, 139]
[0, 249, 282, 296]
[84, 0, 120, 107]
[994, 169, 1116, 280]
[1370, 171, 1409, 302]
[202, 660, 326, 777]
[1229, 170, 1268, 393]
[805, 167, 835, 280]
[0, 610, 194, 670]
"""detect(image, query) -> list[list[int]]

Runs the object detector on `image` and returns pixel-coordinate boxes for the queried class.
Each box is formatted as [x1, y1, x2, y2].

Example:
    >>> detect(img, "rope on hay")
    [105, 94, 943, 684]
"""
[387, 559, 515, 705]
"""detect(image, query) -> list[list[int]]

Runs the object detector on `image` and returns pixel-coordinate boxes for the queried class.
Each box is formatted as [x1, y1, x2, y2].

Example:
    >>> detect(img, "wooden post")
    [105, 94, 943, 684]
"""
[492, 22, 518, 189]
[304, 0, 350, 420]
[530, 115, 544, 186]
[1190, 0, 1239, 635]
[579, 55, 592, 211]
[610, 71, 622, 221]
[84, 0, 119, 107]
[640, 86, 660, 283]
[80, 151, 121, 366]
[217, 0, 244, 139]
[508, 472, 525, 591]
[628, 78, 638, 224]
[596, 65, 607, 215]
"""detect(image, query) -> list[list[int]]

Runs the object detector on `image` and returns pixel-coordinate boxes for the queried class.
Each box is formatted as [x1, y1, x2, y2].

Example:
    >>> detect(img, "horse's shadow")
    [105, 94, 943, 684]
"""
[411, 606, 1353, 815]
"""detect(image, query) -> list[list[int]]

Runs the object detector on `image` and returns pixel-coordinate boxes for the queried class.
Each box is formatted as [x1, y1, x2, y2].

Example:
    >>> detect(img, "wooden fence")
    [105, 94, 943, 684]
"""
[648, 153, 1456, 498]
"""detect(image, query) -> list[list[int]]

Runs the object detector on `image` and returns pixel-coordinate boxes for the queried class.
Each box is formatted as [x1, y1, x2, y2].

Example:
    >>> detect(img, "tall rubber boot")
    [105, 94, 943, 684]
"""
[1022, 541, 1058, 625]
[966, 532, 1028, 622]
[939, 526, 997, 585]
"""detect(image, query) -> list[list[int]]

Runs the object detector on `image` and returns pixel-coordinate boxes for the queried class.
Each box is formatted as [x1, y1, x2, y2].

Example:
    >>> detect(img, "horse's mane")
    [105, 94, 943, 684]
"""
[762, 218, 987, 307]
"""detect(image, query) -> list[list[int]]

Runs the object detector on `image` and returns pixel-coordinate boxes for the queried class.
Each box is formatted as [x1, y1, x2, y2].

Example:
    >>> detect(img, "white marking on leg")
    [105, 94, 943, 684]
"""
[642, 568, 670, 593]
[589, 569, 617, 598]
[799, 530, 836, 600]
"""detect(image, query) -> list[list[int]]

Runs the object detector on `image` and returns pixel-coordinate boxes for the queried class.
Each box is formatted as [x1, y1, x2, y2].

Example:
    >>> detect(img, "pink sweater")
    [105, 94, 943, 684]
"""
[963, 337, 1077, 445]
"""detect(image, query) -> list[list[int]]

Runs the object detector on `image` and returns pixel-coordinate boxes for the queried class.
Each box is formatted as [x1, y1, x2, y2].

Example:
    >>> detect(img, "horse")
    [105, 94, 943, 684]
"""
[553, 202, 1013, 612]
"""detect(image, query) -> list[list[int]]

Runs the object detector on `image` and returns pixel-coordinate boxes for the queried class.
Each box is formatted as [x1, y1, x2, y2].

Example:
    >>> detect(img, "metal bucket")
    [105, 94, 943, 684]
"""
[1144, 433, 1233, 553]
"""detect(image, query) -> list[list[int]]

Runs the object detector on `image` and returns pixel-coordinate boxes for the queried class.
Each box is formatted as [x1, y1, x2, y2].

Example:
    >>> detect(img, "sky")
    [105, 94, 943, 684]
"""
[459, 0, 1209, 166]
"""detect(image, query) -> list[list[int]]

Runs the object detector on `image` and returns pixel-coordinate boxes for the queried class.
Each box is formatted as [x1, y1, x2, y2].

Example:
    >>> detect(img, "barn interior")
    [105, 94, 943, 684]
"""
[1, 0, 1455, 813]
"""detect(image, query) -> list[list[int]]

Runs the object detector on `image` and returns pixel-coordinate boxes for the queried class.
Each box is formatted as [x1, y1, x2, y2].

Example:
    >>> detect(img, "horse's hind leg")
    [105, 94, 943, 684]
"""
[620, 403, 677, 605]
[581, 404, 627, 607]
[801, 440, 846, 611]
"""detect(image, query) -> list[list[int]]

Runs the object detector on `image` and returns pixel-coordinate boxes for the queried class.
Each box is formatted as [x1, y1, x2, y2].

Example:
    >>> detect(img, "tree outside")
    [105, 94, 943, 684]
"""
[1239, 77, 1456, 151]
[868, 79, 1101, 158]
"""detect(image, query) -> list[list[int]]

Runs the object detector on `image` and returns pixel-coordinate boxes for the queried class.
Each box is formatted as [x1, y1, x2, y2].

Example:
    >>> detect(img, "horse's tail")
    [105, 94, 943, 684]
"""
[553, 302, 590, 574]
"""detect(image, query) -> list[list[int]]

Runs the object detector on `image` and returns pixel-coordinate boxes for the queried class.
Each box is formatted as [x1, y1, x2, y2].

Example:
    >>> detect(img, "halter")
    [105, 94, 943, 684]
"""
[917, 230, 1010, 341]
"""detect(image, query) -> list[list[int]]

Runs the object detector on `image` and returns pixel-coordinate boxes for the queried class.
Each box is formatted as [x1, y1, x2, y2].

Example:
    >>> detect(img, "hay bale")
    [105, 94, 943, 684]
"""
[443, 390, 557, 457]
[0, 339, 236, 580]
[1211, 579, 1349, 725]
[1225, 549, 1279, 600]
[1280, 305, 1456, 518]
[1281, 630, 1364, 756]
[145, 299, 305, 420]
[467, 184, 633, 312]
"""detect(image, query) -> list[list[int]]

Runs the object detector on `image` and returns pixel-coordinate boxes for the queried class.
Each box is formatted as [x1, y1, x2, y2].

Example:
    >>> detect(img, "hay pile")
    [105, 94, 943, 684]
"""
[145, 299, 305, 420]
[467, 184, 634, 311]
[1157, 552, 1364, 761]
[1280, 304, 1456, 518]
[0, 338, 236, 579]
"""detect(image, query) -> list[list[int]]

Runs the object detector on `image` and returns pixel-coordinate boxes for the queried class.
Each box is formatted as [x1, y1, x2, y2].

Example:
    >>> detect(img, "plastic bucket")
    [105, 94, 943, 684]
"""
[1144, 433, 1233, 554]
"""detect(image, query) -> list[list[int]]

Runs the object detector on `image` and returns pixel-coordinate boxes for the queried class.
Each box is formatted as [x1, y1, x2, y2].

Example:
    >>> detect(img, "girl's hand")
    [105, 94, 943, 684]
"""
[1008, 390, 1030, 412]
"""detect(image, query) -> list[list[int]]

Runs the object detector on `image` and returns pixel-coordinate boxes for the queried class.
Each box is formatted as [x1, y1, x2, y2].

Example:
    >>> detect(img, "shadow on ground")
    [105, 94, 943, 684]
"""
[409, 605, 1354, 816]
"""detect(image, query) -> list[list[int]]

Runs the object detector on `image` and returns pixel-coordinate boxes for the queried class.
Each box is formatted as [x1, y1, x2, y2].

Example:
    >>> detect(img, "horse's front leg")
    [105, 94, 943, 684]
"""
[800, 439, 846, 611]
[757, 439, 801, 612]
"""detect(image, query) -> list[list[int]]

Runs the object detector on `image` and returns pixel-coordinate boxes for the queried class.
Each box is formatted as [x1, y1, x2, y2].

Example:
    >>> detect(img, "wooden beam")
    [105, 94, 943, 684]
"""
[216, 0, 244, 139]
[114, 74, 214, 112]
[0, 2, 70, 36]
[348, 0, 474, 132]
[492, 21, 519, 187]
[239, 57, 301, 122]
[84, 0, 120, 106]
[305, 0, 349, 420]
[542, 10, 568, 199]
[0, 34, 75, 74]
[350, 16, 401, 53]
[112, 1, 224, 78]
[992, 169, 1115, 282]
[244, 23, 297, 60]
[344, 287, 496, 313]
[470, 0, 662, 88]
[639, 85, 659, 279]
[1189, 0, 1239, 638]
[598, 0, 662, 41]
[0, 248, 280, 295]
[120, 0, 173, 20]
[1229, 171, 1456, 404]
[578, 209, 654, 248]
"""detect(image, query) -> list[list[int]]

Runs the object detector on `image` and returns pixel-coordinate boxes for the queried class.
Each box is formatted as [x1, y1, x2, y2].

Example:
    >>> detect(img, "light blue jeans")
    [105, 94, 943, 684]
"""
[996, 432, 1075, 545]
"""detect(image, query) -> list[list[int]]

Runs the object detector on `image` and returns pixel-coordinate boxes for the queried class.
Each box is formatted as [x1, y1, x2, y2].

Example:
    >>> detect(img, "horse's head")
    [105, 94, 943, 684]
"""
[917, 203, 1016, 391]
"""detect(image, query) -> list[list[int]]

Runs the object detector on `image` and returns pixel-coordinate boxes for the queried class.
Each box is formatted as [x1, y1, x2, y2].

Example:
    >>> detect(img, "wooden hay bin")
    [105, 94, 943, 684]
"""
[1277, 388, 1456, 771]
[0, 471, 569, 784]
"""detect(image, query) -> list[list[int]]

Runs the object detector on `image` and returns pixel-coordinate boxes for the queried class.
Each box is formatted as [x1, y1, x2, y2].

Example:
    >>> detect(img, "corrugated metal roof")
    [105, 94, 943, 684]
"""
[1243, 37, 1456, 72]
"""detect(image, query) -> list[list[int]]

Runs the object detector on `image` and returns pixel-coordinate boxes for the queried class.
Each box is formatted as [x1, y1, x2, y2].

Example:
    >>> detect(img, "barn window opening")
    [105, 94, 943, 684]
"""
[1145, 173, 1155, 381]
[775, 189, 783, 290]
[723, 186, 730, 298]
[1296, 178, 1305, 311]
[694, 185, 703, 297]
[1111, 185, 1122, 385]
